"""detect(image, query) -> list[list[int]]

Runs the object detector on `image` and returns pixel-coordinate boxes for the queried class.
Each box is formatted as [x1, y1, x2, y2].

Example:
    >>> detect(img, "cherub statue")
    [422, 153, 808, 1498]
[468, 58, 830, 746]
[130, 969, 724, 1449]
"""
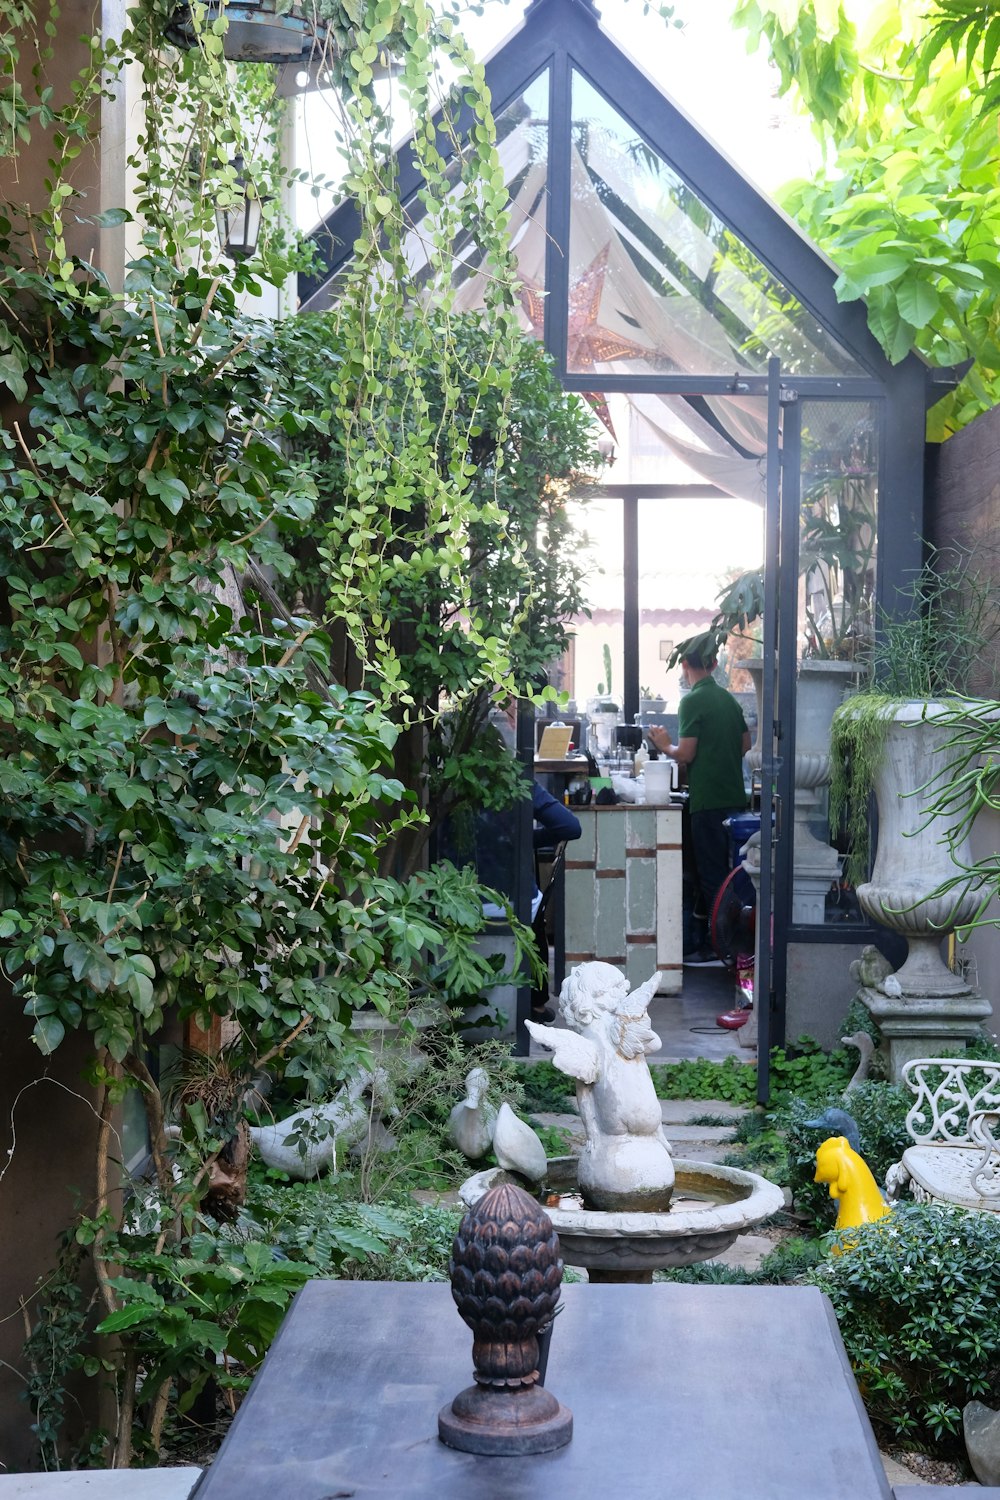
[526, 961, 674, 1212]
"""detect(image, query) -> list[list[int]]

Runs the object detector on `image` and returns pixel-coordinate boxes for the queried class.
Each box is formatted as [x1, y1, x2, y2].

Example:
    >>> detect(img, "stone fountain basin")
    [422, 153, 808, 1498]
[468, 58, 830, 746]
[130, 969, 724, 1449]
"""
[461, 1157, 785, 1273]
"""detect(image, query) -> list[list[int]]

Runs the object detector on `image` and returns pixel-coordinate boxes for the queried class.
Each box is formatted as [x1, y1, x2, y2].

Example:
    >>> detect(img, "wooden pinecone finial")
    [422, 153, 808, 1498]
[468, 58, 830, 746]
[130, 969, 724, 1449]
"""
[449, 1181, 563, 1386]
[440, 1181, 572, 1454]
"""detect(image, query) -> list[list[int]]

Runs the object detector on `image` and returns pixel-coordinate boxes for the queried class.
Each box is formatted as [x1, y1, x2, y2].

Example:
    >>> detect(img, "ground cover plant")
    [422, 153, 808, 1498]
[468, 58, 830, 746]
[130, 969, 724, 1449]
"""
[812, 1203, 1000, 1455]
[648, 1039, 855, 1107]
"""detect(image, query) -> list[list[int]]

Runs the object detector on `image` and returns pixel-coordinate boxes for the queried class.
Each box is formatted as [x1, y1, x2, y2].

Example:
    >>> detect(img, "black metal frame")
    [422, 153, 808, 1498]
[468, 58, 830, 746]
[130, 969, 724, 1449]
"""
[302, 0, 947, 1058]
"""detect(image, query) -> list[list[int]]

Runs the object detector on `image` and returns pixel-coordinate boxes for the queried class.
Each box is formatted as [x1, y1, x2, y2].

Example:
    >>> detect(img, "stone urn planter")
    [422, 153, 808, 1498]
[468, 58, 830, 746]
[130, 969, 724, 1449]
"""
[744, 656, 859, 923]
[845, 699, 991, 1077]
[792, 659, 861, 924]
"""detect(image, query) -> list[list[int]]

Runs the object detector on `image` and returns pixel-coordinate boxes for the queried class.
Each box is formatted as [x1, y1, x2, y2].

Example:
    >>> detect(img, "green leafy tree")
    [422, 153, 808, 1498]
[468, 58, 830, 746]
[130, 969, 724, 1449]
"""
[732, 0, 1000, 434]
[0, 0, 547, 1464]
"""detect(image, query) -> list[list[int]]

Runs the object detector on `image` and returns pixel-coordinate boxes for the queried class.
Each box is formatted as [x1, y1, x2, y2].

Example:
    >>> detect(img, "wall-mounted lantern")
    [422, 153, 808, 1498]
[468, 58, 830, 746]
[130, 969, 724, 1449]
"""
[215, 157, 266, 261]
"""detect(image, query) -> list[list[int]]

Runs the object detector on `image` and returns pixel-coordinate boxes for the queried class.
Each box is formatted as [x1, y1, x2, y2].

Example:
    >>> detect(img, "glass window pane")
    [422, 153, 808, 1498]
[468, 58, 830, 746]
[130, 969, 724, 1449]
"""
[404, 71, 549, 328]
[792, 399, 879, 928]
[595, 389, 767, 496]
[636, 491, 764, 722]
[564, 494, 624, 731]
[567, 72, 865, 379]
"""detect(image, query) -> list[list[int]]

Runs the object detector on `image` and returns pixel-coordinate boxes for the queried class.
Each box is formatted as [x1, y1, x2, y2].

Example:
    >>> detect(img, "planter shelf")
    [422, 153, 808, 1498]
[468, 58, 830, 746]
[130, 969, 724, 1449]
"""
[166, 2, 329, 63]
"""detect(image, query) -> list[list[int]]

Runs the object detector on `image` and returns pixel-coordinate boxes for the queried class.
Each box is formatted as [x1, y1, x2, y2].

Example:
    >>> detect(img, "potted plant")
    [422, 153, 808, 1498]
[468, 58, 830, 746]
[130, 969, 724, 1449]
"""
[829, 547, 1000, 1075]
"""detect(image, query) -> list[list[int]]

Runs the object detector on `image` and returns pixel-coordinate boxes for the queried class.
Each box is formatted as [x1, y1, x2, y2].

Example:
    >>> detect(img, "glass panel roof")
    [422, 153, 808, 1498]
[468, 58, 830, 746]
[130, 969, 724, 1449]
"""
[566, 72, 865, 380]
[405, 71, 548, 320]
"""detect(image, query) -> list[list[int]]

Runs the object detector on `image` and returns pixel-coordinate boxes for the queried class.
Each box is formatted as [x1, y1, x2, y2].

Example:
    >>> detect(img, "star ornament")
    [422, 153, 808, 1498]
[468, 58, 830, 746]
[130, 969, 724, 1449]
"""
[519, 244, 655, 437]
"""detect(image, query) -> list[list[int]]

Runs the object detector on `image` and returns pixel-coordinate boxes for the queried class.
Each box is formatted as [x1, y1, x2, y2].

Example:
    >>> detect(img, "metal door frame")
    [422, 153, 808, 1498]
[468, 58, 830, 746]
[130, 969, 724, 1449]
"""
[756, 362, 801, 1103]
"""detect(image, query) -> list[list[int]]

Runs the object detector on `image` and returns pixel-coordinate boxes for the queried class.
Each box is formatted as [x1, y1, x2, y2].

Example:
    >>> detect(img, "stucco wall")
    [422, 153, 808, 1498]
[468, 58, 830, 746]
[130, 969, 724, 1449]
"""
[925, 411, 1000, 1030]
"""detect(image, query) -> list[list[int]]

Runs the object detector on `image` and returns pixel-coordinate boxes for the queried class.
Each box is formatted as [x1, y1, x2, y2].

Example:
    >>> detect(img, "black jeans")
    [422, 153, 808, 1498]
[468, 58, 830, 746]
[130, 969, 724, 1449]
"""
[689, 807, 743, 936]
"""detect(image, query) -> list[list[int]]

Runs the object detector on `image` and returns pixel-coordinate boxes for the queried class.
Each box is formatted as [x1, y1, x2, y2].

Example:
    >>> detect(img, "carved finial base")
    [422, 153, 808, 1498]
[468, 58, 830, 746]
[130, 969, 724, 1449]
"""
[441, 1181, 572, 1454]
[438, 1384, 573, 1455]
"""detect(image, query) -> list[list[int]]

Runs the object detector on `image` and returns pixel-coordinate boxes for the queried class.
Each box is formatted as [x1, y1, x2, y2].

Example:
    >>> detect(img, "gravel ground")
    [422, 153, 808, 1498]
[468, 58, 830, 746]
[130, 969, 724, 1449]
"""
[886, 1445, 971, 1487]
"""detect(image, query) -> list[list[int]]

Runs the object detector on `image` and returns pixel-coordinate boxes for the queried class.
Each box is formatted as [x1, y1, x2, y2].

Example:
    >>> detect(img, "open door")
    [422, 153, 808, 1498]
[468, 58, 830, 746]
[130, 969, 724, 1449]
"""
[755, 360, 800, 1104]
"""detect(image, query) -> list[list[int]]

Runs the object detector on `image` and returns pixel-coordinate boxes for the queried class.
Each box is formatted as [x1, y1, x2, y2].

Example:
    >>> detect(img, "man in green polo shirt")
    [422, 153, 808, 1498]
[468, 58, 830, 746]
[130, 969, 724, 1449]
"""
[649, 644, 750, 963]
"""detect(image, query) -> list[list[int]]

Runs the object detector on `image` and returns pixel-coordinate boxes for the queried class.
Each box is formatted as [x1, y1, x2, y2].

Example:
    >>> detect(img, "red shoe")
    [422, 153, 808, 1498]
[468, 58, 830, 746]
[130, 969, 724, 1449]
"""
[716, 1008, 751, 1030]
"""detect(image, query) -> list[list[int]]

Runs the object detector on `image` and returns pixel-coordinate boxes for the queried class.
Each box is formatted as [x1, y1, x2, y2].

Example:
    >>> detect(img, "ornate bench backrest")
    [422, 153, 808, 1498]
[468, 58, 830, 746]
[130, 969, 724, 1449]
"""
[901, 1058, 1000, 1146]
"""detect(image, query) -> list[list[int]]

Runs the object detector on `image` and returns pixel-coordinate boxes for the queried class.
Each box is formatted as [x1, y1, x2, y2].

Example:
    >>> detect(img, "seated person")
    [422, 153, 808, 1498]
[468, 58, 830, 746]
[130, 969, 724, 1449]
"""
[480, 780, 581, 921]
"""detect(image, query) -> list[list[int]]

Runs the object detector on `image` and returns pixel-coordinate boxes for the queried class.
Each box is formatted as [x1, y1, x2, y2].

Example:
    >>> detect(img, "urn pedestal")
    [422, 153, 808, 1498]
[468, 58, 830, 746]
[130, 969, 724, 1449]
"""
[744, 658, 855, 924]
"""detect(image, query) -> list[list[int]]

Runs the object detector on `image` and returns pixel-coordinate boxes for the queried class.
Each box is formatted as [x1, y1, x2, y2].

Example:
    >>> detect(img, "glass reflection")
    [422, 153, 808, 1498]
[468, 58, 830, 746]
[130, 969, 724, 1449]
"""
[434, 72, 549, 325]
[567, 72, 865, 379]
[792, 400, 879, 928]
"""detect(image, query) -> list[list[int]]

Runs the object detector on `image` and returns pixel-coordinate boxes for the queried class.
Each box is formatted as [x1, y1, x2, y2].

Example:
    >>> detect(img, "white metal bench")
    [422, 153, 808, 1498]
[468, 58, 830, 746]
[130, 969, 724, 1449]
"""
[885, 1057, 1000, 1210]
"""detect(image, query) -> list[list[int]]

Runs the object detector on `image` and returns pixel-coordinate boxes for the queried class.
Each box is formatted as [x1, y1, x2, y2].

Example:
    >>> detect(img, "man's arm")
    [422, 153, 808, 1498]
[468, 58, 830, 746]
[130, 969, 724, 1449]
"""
[742, 729, 752, 755]
[648, 726, 698, 766]
[532, 781, 582, 848]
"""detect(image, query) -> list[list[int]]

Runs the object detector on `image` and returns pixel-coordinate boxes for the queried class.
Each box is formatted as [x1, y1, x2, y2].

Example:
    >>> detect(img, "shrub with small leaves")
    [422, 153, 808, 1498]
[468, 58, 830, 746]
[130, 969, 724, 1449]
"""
[811, 1202, 1000, 1453]
[649, 1041, 853, 1107]
[513, 1060, 576, 1114]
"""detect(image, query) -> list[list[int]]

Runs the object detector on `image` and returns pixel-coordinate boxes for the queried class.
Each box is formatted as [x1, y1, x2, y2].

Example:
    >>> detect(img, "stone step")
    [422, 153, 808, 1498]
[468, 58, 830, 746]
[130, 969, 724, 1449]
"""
[0, 1471, 201, 1497]
[665, 1123, 739, 1146]
[659, 1098, 750, 1125]
[707, 1232, 773, 1274]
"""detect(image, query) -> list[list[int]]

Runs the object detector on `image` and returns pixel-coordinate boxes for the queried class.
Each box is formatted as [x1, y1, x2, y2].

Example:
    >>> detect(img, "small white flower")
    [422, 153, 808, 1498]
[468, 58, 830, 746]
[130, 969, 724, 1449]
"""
[903, 1264, 912, 1273]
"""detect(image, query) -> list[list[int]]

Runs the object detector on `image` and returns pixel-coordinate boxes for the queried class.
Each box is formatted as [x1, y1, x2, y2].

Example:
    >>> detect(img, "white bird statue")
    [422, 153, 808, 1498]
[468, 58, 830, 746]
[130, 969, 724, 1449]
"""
[491, 1101, 547, 1183]
[448, 1067, 498, 1161]
[249, 1068, 387, 1179]
[841, 1030, 876, 1093]
[881, 974, 904, 999]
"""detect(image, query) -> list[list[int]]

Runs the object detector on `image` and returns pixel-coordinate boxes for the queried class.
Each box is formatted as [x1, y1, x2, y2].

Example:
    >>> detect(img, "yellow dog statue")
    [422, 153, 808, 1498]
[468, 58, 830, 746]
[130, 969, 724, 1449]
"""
[814, 1135, 892, 1243]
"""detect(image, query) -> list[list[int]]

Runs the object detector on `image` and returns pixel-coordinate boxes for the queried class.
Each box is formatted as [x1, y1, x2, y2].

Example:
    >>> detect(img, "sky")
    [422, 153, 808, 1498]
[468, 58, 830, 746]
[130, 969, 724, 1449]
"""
[293, 0, 819, 231]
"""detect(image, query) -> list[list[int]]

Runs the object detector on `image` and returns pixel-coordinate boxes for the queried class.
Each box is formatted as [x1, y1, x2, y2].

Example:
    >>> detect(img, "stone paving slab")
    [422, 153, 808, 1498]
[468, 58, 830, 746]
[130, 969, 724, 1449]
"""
[894, 1487, 990, 1495]
[0, 1472, 201, 1496]
[665, 1123, 739, 1145]
[883, 1456, 929, 1489]
[708, 1232, 773, 1273]
[659, 1099, 750, 1124]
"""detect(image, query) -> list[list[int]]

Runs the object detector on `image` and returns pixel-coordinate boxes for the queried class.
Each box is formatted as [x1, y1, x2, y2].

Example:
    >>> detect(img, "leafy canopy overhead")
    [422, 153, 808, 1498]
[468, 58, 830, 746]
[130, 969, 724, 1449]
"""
[732, 0, 1000, 435]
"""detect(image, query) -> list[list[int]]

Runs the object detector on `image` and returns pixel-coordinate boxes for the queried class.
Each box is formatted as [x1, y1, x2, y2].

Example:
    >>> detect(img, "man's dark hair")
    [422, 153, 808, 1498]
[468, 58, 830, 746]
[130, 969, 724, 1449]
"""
[681, 642, 717, 672]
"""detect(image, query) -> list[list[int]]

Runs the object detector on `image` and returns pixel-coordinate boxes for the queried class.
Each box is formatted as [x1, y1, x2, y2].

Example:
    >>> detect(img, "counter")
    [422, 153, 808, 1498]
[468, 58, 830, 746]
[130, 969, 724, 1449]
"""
[564, 802, 682, 996]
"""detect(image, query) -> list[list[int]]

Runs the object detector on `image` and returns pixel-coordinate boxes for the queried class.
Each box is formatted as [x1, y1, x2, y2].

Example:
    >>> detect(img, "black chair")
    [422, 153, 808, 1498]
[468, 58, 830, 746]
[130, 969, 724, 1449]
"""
[531, 841, 567, 1015]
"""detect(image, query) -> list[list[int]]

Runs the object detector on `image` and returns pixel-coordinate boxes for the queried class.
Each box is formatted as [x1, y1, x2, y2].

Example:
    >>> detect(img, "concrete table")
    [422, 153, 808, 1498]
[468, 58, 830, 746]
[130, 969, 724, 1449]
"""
[192, 1281, 894, 1500]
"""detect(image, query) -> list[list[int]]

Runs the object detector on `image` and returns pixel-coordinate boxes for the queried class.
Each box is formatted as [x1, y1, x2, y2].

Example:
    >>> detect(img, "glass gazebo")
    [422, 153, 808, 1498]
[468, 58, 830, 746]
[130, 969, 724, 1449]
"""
[300, 0, 952, 1083]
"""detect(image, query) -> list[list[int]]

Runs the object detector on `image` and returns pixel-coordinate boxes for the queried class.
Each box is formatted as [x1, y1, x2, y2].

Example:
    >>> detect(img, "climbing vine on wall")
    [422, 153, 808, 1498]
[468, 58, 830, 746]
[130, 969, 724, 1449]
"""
[0, 0, 545, 1464]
